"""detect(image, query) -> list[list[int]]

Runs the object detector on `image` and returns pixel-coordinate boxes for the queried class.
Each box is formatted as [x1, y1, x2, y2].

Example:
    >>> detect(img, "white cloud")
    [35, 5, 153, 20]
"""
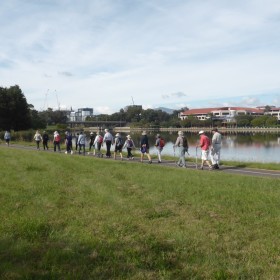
[0, 0, 280, 113]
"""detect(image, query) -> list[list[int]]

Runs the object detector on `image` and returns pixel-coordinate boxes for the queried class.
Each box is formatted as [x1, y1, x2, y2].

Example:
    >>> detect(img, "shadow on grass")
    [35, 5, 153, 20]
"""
[0, 228, 185, 279]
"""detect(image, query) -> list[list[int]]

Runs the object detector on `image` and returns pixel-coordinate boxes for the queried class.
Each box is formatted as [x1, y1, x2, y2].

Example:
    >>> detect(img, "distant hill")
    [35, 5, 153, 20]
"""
[155, 107, 175, 114]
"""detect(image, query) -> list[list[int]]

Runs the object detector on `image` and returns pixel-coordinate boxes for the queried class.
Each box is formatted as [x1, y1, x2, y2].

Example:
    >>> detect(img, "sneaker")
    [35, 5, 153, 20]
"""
[65, 151, 68, 154]
[148, 161, 152, 164]
[176, 163, 182, 167]
[200, 166, 204, 170]
[158, 160, 161, 163]
[71, 151, 73, 155]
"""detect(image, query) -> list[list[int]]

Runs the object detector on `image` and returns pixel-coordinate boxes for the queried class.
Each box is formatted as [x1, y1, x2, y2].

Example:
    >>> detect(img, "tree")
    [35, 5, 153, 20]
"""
[0, 85, 31, 130]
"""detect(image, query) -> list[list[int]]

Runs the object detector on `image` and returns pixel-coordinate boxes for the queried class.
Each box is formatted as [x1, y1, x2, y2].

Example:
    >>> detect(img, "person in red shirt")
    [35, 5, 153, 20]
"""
[197, 131, 212, 170]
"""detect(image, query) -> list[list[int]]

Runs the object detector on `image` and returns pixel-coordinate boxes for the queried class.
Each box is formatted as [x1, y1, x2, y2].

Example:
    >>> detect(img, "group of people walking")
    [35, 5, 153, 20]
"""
[173, 128, 222, 170]
[3, 128, 222, 169]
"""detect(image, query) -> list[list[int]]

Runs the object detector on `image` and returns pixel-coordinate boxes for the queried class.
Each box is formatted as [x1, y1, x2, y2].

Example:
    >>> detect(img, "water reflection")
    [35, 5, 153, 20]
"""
[115, 131, 280, 163]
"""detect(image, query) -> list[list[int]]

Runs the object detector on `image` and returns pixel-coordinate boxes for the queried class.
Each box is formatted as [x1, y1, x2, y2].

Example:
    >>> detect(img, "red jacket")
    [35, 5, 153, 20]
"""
[200, 134, 210, 151]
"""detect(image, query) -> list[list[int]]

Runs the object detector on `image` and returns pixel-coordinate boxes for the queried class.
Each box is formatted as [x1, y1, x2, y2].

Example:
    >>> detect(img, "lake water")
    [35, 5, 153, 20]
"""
[114, 132, 280, 164]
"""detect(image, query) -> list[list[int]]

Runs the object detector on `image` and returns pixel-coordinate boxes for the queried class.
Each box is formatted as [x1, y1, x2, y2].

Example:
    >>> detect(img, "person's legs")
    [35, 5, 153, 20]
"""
[127, 148, 132, 158]
[157, 149, 162, 163]
[106, 141, 111, 157]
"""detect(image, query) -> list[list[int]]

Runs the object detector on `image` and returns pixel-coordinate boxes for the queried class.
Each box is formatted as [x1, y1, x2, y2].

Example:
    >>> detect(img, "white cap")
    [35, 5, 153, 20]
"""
[198, 130, 204, 135]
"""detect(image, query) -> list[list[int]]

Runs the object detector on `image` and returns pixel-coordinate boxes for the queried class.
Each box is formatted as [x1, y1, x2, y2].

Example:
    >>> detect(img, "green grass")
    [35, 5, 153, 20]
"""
[0, 146, 280, 279]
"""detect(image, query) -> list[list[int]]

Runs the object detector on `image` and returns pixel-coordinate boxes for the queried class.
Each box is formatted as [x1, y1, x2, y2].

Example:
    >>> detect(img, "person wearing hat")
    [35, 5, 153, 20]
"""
[140, 131, 152, 163]
[113, 133, 123, 160]
[42, 131, 49, 150]
[93, 131, 103, 157]
[103, 128, 114, 157]
[123, 135, 136, 160]
[53, 131, 61, 152]
[210, 128, 222, 169]
[174, 131, 188, 168]
[155, 134, 164, 163]
[197, 131, 212, 170]
[88, 132, 95, 155]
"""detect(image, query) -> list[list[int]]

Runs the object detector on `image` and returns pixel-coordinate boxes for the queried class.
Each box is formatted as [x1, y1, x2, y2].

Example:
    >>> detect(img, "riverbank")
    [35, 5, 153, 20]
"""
[110, 126, 280, 133]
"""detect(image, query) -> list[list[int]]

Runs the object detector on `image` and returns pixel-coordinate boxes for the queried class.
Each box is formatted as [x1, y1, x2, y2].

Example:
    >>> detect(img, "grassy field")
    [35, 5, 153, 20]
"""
[0, 146, 280, 279]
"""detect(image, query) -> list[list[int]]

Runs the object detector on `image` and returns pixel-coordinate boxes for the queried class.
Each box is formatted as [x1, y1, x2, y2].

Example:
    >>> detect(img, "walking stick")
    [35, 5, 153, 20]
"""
[195, 147, 198, 169]
[173, 145, 176, 164]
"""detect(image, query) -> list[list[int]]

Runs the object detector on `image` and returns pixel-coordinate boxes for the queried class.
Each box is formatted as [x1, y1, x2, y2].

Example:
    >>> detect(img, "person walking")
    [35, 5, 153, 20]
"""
[173, 131, 188, 168]
[65, 131, 73, 154]
[103, 129, 114, 158]
[42, 131, 49, 150]
[123, 135, 135, 160]
[34, 130, 42, 150]
[93, 132, 103, 157]
[197, 131, 212, 170]
[155, 134, 165, 163]
[4, 130, 11, 146]
[53, 131, 61, 152]
[210, 128, 222, 169]
[78, 131, 86, 155]
[140, 131, 152, 164]
[113, 133, 123, 160]
[88, 132, 95, 155]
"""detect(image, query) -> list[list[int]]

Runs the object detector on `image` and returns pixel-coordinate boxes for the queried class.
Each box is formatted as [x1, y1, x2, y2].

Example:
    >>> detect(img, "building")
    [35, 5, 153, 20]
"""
[69, 108, 94, 122]
[179, 107, 265, 122]
[264, 107, 280, 121]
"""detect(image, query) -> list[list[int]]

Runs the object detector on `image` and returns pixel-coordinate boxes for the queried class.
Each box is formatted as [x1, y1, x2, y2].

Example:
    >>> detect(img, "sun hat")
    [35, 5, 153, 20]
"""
[198, 130, 204, 135]
[142, 131, 147, 135]
[178, 131, 183, 135]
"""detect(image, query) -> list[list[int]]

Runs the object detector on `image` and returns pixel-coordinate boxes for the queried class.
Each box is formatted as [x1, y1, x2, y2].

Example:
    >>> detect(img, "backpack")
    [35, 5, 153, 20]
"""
[127, 139, 133, 148]
[98, 136, 103, 144]
[159, 138, 165, 148]
[182, 137, 188, 148]
[116, 137, 123, 146]
[55, 134, 61, 142]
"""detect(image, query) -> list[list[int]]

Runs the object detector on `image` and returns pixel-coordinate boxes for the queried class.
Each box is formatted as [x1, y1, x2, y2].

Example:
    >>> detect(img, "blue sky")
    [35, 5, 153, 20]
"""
[1, 0, 280, 114]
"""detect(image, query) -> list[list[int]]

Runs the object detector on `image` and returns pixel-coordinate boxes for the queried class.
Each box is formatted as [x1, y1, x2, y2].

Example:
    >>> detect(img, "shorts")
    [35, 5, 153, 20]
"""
[115, 145, 123, 152]
[201, 150, 209, 160]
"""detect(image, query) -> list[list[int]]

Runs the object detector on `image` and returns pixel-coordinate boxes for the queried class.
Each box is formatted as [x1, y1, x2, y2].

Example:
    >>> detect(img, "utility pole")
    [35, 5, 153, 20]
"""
[131, 96, 135, 106]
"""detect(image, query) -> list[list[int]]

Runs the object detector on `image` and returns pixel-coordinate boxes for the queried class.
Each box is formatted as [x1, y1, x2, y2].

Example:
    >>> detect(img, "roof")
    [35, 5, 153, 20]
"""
[181, 107, 264, 116]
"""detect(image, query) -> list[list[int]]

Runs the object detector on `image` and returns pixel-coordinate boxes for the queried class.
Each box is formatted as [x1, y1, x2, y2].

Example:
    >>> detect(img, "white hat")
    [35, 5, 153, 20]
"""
[105, 129, 109, 132]
[126, 135, 131, 139]
[142, 131, 147, 135]
[178, 131, 183, 135]
[90, 132, 94, 135]
[115, 133, 120, 137]
[198, 130, 204, 135]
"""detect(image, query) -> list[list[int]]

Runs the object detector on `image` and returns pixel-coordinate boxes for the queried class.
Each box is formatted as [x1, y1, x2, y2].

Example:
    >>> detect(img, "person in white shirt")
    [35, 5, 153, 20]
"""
[103, 129, 114, 158]
[210, 128, 222, 169]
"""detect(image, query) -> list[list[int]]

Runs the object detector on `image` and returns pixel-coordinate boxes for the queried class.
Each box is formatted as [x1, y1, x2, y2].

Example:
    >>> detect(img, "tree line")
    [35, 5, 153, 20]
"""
[0, 85, 278, 131]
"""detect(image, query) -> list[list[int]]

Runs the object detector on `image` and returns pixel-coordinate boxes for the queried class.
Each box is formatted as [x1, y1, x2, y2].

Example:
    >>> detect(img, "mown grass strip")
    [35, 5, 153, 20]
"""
[0, 146, 280, 279]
